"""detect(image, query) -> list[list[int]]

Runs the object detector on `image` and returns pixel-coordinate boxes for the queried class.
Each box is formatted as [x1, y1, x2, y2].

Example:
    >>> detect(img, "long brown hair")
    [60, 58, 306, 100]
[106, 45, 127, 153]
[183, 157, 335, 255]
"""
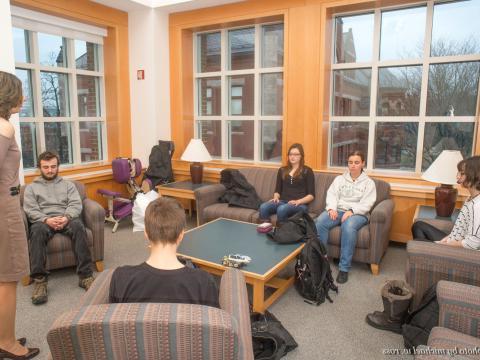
[0, 71, 23, 121]
[283, 143, 305, 179]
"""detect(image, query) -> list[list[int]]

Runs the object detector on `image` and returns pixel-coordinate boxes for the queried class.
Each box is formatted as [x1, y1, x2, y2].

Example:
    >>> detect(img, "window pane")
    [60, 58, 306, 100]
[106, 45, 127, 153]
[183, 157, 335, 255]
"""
[229, 75, 254, 116]
[44, 122, 73, 164]
[80, 121, 103, 162]
[20, 122, 37, 169]
[198, 77, 221, 116]
[333, 69, 371, 116]
[228, 120, 254, 160]
[261, 120, 282, 162]
[374, 122, 418, 170]
[77, 75, 100, 117]
[431, 0, 480, 57]
[38, 33, 67, 67]
[15, 69, 34, 117]
[261, 73, 283, 115]
[377, 66, 422, 116]
[380, 6, 426, 60]
[75, 40, 99, 71]
[422, 122, 474, 171]
[197, 120, 221, 157]
[41, 72, 70, 117]
[197, 32, 221, 72]
[426, 62, 480, 116]
[262, 24, 284, 67]
[12, 28, 30, 63]
[330, 122, 369, 167]
[229, 28, 254, 70]
[335, 13, 374, 63]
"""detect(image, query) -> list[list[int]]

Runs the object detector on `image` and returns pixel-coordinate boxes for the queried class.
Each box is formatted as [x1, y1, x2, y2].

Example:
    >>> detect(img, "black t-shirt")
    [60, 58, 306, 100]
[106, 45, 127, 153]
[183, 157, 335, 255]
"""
[274, 166, 315, 202]
[109, 262, 220, 308]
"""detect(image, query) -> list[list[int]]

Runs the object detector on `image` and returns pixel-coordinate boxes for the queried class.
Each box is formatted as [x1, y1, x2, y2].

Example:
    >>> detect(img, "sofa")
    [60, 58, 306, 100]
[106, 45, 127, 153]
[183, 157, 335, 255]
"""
[20, 180, 105, 285]
[414, 281, 480, 359]
[47, 268, 254, 360]
[195, 167, 394, 274]
[406, 240, 480, 309]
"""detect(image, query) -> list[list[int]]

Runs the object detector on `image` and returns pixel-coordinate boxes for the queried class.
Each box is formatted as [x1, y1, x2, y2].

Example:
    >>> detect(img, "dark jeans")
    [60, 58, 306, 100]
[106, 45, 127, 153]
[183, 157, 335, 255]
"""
[29, 218, 93, 279]
[411, 221, 448, 242]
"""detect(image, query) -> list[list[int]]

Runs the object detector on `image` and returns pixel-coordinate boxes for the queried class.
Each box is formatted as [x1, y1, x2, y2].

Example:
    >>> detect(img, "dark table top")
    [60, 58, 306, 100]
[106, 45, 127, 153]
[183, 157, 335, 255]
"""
[178, 218, 303, 277]
[158, 180, 215, 191]
[417, 205, 460, 222]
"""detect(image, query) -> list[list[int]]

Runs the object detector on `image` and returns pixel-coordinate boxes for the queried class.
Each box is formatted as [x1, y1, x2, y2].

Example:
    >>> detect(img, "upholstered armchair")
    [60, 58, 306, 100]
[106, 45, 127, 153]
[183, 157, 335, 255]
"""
[47, 268, 254, 360]
[414, 281, 480, 359]
[406, 240, 480, 308]
[20, 180, 105, 284]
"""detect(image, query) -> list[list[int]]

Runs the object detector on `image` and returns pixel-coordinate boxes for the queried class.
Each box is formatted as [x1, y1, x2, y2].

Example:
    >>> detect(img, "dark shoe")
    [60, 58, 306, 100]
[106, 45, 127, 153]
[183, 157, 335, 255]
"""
[336, 271, 348, 284]
[17, 338, 26, 346]
[31, 277, 48, 305]
[79, 275, 95, 291]
[0, 346, 39, 359]
[366, 311, 403, 334]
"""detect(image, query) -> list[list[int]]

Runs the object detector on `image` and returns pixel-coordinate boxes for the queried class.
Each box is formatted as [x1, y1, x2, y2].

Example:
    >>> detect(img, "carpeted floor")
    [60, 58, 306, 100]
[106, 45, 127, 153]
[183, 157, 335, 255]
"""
[15, 218, 412, 359]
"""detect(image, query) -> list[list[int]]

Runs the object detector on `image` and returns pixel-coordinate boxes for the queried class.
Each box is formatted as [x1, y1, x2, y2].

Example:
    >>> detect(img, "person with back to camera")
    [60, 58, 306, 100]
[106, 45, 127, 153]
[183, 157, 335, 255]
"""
[109, 197, 219, 307]
[412, 156, 480, 250]
[0, 71, 39, 359]
[258, 143, 315, 226]
[315, 150, 376, 284]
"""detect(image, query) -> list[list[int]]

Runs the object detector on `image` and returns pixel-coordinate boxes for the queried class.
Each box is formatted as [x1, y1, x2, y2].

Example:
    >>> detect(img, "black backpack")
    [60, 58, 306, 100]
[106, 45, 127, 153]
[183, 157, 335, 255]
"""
[402, 284, 439, 350]
[143, 141, 175, 187]
[267, 212, 317, 244]
[294, 239, 338, 305]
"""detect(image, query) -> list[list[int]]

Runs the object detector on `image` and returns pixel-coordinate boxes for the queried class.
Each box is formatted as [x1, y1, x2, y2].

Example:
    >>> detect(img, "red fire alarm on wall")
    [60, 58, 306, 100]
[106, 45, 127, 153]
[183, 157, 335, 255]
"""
[137, 70, 145, 80]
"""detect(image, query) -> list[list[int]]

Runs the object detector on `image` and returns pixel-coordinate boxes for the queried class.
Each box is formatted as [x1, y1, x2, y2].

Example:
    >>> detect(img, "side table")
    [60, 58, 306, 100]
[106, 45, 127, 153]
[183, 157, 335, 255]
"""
[156, 180, 215, 225]
[412, 205, 460, 239]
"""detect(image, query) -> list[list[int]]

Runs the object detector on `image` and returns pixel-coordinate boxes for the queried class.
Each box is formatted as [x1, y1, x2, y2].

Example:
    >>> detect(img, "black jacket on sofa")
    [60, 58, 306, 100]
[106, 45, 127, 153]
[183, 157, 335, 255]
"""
[219, 169, 262, 210]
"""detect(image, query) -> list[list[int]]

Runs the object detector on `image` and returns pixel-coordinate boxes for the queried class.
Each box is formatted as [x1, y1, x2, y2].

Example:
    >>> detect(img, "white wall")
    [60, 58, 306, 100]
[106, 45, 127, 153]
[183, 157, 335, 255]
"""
[1, 3, 24, 182]
[128, 8, 171, 166]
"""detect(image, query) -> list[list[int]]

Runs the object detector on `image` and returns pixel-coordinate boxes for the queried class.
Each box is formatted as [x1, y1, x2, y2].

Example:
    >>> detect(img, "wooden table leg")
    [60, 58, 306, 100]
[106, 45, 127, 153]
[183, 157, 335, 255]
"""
[252, 279, 265, 313]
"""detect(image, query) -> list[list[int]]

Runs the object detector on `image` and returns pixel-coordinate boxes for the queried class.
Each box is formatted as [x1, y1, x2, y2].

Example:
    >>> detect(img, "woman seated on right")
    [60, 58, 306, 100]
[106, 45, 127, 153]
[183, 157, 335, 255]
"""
[315, 150, 376, 284]
[412, 156, 480, 250]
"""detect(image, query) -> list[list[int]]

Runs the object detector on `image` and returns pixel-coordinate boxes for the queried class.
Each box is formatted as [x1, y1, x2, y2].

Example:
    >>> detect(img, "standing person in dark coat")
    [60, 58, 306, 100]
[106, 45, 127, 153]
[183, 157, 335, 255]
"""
[259, 143, 315, 225]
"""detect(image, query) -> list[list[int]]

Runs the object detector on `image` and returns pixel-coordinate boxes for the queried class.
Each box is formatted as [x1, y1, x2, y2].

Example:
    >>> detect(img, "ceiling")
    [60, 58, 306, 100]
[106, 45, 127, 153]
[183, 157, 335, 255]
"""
[91, 0, 245, 13]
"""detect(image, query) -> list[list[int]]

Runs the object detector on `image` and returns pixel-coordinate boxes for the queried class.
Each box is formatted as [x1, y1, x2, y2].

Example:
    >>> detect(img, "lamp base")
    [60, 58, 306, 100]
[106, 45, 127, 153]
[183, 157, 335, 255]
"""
[190, 162, 203, 184]
[435, 184, 457, 217]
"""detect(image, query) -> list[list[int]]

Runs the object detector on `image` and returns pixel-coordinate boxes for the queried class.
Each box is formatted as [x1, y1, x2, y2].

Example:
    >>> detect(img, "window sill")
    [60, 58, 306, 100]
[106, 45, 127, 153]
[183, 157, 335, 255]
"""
[24, 161, 113, 183]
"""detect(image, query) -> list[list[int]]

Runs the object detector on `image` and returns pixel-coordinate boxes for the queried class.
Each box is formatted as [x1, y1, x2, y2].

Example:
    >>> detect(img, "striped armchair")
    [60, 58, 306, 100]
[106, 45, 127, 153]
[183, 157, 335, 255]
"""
[414, 281, 480, 359]
[406, 241, 480, 308]
[47, 268, 254, 360]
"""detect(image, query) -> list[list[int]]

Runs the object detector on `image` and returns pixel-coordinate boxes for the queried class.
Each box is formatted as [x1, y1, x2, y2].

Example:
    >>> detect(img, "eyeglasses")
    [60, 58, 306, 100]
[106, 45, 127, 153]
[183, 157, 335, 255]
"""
[289, 153, 301, 157]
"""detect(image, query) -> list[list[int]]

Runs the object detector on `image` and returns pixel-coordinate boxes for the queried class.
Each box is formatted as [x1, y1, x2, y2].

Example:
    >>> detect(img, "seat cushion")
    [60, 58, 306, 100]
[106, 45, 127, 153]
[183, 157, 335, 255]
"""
[327, 225, 370, 249]
[204, 204, 258, 223]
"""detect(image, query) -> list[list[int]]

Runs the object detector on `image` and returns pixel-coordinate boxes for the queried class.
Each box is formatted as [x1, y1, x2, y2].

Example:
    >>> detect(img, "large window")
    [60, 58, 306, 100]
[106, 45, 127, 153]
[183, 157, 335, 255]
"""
[194, 23, 284, 162]
[12, 14, 106, 170]
[330, 0, 480, 172]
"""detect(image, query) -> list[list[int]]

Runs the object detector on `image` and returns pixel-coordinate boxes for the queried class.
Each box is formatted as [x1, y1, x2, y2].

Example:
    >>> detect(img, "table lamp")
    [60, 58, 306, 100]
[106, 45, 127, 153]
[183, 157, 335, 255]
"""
[181, 139, 212, 184]
[421, 150, 464, 217]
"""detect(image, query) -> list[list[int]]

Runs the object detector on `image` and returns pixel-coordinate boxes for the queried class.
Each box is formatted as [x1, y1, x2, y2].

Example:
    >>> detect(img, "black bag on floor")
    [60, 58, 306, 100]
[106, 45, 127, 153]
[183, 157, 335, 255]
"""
[267, 212, 317, 244]
[251, 310, 298, 360]
[402, 284, 439, 350]
[295, 238, 338, 305]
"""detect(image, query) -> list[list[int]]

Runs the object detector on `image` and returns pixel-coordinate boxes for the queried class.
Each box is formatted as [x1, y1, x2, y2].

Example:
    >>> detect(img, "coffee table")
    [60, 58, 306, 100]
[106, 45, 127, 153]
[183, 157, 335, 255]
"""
[178, 218, 304, 313]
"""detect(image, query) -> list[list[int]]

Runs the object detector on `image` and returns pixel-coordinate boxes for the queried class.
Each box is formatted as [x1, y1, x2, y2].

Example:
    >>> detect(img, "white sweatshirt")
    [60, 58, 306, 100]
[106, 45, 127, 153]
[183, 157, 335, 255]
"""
[448, 196, 480, 250]
[325, 171, 377, 216]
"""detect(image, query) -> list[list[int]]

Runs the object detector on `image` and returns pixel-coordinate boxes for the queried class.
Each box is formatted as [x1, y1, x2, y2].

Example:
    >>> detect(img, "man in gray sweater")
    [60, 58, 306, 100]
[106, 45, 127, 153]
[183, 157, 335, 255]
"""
[23, 151, 95, 305]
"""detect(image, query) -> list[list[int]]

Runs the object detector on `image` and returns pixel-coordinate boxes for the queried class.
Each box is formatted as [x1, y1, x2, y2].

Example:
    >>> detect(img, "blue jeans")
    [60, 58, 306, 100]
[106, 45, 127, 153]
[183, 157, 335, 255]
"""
[315, 210, 368, 272]
[259, 200, 308, 223]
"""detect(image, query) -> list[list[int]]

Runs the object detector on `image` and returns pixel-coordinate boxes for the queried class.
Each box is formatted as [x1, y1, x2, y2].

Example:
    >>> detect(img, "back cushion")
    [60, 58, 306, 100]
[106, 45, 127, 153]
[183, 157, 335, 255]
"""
[239, 168, 278, 202]
[309, 172, 337, 216]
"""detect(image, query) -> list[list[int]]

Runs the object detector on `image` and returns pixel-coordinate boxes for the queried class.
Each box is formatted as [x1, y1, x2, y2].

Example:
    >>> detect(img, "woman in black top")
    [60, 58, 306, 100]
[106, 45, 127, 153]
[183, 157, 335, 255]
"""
[259, 143, 315, 224]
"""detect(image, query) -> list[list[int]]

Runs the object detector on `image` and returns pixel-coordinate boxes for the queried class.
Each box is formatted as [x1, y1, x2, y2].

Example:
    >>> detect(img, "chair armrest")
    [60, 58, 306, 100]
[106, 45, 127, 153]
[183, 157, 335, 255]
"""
[83, 198, 105, 262]
[195, 183, 226, 225]
[406, 241, 480, 308]
[75, 269, 114, 308]
[20, 209, 29, 235]
[437, 280, 480, 337]
[219, 269, 254, 360]
[368, 199, 395, 264]
[48, 303, 239, 360]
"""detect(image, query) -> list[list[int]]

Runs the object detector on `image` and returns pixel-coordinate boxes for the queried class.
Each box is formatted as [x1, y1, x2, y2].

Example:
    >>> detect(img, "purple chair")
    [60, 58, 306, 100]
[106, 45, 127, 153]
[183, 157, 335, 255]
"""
[98, 158, 147, 232]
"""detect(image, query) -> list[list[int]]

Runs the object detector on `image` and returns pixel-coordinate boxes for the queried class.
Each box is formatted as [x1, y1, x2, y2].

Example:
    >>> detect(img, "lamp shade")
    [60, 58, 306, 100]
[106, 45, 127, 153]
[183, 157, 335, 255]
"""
[421, 150, 464, 185]
[181, 139, 212, 162]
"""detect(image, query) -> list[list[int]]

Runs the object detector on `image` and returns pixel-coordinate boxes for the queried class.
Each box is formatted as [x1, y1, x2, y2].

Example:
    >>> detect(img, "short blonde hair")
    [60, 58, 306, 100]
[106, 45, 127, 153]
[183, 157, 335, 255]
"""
[0, 71, 22, 121]
[145, 197, 186, 244]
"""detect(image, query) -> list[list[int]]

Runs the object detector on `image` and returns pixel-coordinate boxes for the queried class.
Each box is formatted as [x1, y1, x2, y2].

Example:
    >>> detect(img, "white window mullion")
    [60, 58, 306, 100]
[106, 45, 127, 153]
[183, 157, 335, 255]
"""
[68, 39, 81, 166]
[221, 29, 227, 160]
[193, 33, 198, 139]
[254, 24, 261, 163]
[31, 31, 47, 154]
